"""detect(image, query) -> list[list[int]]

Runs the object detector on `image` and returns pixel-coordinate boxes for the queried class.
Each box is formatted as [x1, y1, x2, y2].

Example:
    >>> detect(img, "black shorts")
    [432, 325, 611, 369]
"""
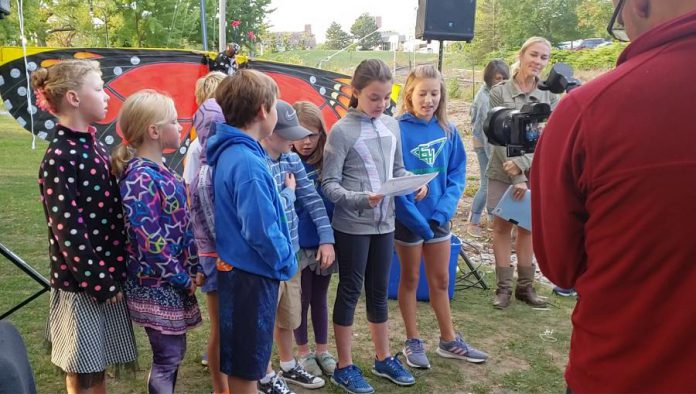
[394, 220, 451, 246]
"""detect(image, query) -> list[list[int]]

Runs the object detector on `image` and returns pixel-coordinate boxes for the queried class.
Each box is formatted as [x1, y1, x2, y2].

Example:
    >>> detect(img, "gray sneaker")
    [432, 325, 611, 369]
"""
[403, 338, 430, 369]
[436, 334, 488, 364]
[298, 352, 323, 377]
[316, 351, 337, 376]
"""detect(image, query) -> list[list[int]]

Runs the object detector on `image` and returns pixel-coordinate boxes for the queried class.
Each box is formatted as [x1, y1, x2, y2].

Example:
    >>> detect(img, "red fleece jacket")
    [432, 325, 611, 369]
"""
[531, 9, 696, 394]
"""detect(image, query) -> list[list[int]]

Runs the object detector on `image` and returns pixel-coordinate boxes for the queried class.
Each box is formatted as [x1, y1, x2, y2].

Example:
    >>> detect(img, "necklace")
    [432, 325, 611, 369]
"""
[515, 75, 536, 94]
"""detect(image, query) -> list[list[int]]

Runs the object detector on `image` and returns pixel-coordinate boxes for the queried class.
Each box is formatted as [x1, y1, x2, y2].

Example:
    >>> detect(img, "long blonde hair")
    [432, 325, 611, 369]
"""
[31, 60, 101, 115]
[510, 37, 552, 78]
[293, 101, 328, 175]
[194, 71, 227, 105]
[399, 64, 451, 132]
[111, 90, 177, 177]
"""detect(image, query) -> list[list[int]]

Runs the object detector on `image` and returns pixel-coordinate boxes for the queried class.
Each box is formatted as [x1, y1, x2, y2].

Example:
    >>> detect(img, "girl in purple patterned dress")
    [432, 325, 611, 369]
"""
[112, 90, 203, 394]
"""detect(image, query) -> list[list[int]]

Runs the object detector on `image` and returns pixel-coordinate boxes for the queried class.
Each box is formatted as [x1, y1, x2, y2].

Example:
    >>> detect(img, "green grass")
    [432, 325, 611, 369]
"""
[257, 49, 469, 80]
[0, 113, 575, 393]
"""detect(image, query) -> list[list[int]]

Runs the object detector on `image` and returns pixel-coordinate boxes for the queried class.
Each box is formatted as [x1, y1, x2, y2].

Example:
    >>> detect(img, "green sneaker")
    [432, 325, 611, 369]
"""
[298, 352, 322, 377]
[316, 351, 337, 376]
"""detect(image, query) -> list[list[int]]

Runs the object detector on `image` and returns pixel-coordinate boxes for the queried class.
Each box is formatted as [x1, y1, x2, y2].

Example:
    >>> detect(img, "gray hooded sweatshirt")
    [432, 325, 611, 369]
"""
[322, 109, 409, 235]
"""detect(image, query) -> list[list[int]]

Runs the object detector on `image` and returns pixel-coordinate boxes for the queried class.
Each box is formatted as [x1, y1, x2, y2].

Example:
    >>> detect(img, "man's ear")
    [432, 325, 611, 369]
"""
[631, 0, 651, 19]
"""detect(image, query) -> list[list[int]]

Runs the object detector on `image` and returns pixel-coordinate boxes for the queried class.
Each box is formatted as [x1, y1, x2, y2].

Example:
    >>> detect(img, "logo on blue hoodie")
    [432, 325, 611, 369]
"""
[410, 137, 447, 166]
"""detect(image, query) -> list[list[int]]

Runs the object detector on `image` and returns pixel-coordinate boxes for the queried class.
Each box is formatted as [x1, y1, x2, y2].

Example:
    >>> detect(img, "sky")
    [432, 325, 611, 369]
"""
[266, 0, 420, 43]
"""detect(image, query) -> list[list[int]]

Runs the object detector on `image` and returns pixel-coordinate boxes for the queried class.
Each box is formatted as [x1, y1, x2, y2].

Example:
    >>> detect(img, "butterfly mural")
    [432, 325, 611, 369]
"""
[0, 47, 401, 173]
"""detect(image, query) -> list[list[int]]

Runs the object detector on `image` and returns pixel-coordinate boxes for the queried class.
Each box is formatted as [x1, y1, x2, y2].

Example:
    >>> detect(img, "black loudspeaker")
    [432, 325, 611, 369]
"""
[0, 0, 10, 18]
[416, 0, 476, 42]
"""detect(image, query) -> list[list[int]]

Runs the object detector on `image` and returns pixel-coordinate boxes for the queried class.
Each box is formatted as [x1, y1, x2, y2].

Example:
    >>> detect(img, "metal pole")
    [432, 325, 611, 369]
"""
[437, 40, 444, 72]
[0, 242, 50, 320]
[200, 0, 208, 51]
[218, 0, 226, 52]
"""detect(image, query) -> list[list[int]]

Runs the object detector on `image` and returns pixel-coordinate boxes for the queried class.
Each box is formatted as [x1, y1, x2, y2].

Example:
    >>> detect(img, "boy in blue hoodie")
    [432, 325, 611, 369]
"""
[206, 69, 296, 394]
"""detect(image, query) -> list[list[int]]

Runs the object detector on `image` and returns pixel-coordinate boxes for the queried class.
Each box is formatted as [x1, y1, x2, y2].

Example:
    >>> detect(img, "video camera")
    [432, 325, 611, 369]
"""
[483, 63, 580, 157]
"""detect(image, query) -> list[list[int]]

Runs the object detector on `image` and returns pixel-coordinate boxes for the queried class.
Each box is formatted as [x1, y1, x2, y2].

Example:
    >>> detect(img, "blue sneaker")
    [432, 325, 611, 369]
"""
[436, 334, 488, 363]
[330, 364, 374, 394]
[553, 287, 577, 297]
[403, 338, 430, 369]
[371, 355, 416, 386]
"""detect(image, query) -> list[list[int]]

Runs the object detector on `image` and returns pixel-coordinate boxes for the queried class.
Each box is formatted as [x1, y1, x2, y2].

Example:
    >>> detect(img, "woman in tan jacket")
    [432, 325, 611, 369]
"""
[487, 37, 558, 309]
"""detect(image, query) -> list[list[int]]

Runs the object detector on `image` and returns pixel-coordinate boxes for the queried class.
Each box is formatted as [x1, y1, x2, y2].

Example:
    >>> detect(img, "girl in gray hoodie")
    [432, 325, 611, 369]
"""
[322, 59, 422, 393]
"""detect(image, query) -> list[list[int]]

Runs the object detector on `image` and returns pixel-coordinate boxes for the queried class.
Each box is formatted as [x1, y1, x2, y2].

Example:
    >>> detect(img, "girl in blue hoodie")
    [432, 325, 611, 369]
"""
[395, 64, 488, 370]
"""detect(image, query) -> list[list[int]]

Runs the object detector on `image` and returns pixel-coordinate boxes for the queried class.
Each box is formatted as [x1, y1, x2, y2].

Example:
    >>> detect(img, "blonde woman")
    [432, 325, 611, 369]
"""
[488, 37, 558, 309]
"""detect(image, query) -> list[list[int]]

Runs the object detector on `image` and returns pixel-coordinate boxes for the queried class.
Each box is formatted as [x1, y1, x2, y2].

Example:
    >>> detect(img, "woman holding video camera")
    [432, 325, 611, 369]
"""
[487, 37, 558, 309]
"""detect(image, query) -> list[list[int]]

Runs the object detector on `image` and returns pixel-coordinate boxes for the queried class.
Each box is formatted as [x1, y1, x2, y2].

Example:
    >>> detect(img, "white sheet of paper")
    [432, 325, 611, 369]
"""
[377, 172, 439, 197]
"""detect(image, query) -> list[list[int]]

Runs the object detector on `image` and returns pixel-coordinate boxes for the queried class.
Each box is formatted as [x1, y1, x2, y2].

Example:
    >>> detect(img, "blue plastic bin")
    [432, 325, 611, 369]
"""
[388, 235, 461, 301]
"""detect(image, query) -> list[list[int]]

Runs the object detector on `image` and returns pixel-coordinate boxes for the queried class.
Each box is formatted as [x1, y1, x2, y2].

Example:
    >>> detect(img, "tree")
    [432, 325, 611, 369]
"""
[465, 0, 506, 64]
[497, 0, 583, 47]
[0, 0, 51, 46]
[227, 0, 274, 52]
[576, 0, 614, 38]
[325, 22, 351, 50]
[350, 13, 380, 50]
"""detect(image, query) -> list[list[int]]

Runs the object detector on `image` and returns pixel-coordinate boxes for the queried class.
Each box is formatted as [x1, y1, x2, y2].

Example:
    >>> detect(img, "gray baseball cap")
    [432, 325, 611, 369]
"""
[274, 100, 312, 141]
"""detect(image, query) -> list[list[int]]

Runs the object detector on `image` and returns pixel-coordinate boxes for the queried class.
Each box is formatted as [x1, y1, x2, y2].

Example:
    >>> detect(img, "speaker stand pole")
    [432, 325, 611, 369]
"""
[437, 40, 444, 72]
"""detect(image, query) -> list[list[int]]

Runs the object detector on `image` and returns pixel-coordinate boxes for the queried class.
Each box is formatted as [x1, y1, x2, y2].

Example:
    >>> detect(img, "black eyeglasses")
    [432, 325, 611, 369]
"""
[607, 0, 629, 42]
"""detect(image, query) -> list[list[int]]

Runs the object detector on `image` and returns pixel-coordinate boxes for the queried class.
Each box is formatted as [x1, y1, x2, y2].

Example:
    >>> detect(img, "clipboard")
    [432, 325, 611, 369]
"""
[493, 185, 532, 231]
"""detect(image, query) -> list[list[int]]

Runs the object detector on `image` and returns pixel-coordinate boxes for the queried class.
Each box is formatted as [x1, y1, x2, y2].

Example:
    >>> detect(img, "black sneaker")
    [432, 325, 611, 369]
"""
[280, 363, 326, 389]
[257, 375, 295, 394]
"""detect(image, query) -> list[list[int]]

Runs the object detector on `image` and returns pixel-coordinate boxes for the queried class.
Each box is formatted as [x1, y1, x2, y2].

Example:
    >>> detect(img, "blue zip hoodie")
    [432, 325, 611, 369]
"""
[296, 161, 335, 249]
[395, 113, 466, 239]
[206, 123, 296, 281]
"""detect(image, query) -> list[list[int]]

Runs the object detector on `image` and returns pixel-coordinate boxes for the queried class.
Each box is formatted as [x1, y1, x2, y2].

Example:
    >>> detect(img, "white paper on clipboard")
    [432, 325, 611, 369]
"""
[376, 172, 438, 197]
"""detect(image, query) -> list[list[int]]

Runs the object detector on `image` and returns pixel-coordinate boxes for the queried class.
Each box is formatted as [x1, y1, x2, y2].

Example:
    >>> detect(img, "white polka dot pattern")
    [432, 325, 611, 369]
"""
[38, 125, 128, 302]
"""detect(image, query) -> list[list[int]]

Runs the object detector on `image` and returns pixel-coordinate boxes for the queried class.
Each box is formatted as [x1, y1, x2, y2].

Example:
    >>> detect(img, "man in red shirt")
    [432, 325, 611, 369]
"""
[532, 1, 696, 392]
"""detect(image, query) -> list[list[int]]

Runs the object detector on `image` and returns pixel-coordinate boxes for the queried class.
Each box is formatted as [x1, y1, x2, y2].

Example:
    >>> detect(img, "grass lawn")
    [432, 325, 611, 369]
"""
[257, 49, 469, 78]
[0, 113, 575, 393]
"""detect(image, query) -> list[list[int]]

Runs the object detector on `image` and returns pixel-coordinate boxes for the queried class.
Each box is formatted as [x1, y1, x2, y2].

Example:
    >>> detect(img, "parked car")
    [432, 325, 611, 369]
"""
[574, 38, 612, 50]
[557, 38, 612, 50]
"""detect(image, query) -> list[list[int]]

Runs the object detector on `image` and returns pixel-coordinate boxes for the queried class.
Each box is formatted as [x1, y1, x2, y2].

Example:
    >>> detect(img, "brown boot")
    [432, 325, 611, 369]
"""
[515, 265, 547, 307]
[494, 266, 514, 309]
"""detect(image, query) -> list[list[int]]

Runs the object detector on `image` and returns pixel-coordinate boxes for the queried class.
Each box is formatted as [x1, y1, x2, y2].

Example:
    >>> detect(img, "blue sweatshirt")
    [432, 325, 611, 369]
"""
[206, 123, 296, 281]
[296, 161, 335, 249]
[395, 113, 466, 239]
[267, 152, 335, 252]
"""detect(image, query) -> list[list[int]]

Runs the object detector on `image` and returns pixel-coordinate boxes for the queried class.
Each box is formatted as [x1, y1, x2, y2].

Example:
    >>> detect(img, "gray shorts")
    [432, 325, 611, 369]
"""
[394, 220, 451, 246]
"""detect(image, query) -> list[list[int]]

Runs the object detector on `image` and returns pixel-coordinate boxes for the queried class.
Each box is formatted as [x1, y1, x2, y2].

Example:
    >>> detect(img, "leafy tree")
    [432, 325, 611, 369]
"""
[576, 0, 614, 38]
[464, 0, 506, 64]
[497, 0, 583, 47]
[350, 13, 380, 50]
[226, 0, 274, 52]
[0, 0, 51, 46]
[325, 22, 351, 50]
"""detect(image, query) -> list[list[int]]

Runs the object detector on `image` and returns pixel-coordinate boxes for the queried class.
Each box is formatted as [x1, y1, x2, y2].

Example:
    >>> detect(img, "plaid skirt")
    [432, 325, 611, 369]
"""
[46, 289, 138, 374]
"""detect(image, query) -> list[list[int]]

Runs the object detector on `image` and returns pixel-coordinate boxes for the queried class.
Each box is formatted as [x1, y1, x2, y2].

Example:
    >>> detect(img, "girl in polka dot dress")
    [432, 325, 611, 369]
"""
[34, 60, 138, 393]
[111, 90, 203, 394]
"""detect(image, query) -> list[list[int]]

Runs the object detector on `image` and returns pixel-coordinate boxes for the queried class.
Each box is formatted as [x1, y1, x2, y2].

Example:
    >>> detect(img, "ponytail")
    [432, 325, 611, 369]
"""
[110, 143, 134, 178]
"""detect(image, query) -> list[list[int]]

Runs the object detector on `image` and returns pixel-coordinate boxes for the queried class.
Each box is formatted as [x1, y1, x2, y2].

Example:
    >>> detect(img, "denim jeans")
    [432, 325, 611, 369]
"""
[471, 145, 492, 224]
[145, 327, 186, 394]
